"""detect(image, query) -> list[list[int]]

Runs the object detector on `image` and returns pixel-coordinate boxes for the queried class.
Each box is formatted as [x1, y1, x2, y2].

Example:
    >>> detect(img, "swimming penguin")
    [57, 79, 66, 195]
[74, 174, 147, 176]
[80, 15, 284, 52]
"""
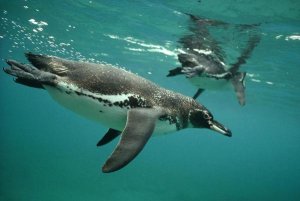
[167, 14, 261, 106]
[4, 52, 231, 173]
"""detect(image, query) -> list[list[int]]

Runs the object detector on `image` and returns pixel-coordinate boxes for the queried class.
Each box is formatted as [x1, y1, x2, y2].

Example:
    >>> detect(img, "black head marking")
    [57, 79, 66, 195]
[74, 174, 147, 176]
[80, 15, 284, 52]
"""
[189, 108, 213, 129]
[189, 107, 232, 136]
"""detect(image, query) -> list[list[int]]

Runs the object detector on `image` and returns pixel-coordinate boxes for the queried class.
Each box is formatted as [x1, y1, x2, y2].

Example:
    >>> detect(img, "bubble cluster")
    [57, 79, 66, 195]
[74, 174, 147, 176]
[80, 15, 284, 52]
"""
[105, 34, 180, 58]
[0, 9, 107, 65]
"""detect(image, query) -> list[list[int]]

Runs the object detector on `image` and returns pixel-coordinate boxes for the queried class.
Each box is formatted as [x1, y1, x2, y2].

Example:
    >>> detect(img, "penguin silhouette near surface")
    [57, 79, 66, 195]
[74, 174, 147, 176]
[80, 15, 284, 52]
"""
[167, 14, 261, 106]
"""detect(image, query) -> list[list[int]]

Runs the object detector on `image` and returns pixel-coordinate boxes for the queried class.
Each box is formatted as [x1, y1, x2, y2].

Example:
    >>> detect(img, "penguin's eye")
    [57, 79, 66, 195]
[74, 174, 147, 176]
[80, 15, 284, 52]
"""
[190, 110, 212, 128]
[203, 111, 211, 120]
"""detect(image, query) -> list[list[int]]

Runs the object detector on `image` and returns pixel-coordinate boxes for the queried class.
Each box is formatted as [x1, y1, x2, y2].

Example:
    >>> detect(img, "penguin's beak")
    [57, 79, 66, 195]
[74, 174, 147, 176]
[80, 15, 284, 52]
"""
[208, 120, 232, 137]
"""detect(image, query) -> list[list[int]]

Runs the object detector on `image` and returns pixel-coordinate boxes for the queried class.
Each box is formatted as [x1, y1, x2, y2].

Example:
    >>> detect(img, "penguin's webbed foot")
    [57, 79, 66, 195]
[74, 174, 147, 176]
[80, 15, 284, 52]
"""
[4, 60, 57, 86]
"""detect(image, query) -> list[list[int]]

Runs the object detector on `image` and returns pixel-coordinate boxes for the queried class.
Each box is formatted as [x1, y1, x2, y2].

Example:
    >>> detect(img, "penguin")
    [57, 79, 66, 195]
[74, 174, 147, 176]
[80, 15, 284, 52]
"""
[167, 14, 261, 106]
[4, 52, 231, 173]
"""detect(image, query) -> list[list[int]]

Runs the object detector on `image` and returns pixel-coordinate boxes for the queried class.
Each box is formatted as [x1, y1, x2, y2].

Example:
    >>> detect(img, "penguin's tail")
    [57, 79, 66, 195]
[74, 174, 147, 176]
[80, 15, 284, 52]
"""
[3, 58, 57, 89]
[231, 72, 246, 106]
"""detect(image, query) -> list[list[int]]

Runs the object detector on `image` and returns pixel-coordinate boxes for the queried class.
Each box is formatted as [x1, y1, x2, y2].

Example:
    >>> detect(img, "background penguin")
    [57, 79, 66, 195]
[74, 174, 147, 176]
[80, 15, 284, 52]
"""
[4, 53, 231, 173]
[167, 14, 261, 106]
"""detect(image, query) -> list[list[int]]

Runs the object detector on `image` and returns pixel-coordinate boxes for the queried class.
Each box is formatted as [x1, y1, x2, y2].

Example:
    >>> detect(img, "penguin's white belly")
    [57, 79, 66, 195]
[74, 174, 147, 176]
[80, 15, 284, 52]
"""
[189, 76, 231, 90]
[44, 83, 177, 135]
[44, 85, 127, 131]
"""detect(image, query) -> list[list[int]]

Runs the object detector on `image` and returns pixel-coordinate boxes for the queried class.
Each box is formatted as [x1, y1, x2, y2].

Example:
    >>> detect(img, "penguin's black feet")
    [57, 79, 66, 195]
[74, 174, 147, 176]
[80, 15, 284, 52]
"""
[4, 60, 57, 86]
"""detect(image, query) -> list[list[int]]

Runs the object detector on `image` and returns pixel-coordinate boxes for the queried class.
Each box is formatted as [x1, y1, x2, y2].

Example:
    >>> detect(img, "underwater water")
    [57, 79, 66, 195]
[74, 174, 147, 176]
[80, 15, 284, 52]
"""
[0, 0, 300, 200]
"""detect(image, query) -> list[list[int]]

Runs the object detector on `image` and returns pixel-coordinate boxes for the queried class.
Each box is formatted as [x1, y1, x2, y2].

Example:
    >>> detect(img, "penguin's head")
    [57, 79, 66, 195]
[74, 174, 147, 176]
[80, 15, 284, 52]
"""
[189, 108, 232, 137]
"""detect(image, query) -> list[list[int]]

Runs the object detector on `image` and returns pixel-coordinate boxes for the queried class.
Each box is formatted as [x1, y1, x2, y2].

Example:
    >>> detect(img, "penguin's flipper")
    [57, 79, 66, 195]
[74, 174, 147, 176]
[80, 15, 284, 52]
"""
[231, 72, 246, 106]
[97, 129, 121, 146]
[192, 88, 205, 99]
[102, 107, 165, 173]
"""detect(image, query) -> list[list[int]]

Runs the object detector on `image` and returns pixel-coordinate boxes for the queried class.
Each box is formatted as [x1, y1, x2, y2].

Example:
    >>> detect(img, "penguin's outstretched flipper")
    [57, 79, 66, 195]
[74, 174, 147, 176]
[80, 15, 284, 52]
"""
[102, 107, 165, 173]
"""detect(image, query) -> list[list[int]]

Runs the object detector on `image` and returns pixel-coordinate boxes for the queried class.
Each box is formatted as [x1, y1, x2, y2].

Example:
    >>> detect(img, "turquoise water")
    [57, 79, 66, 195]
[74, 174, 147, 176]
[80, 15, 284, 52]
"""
[1, 0, 300, 200]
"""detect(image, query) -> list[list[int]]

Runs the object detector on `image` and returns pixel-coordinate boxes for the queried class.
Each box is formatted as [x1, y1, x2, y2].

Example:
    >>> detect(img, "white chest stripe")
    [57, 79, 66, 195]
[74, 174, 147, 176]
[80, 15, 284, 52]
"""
[58, 81, 142, 103]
